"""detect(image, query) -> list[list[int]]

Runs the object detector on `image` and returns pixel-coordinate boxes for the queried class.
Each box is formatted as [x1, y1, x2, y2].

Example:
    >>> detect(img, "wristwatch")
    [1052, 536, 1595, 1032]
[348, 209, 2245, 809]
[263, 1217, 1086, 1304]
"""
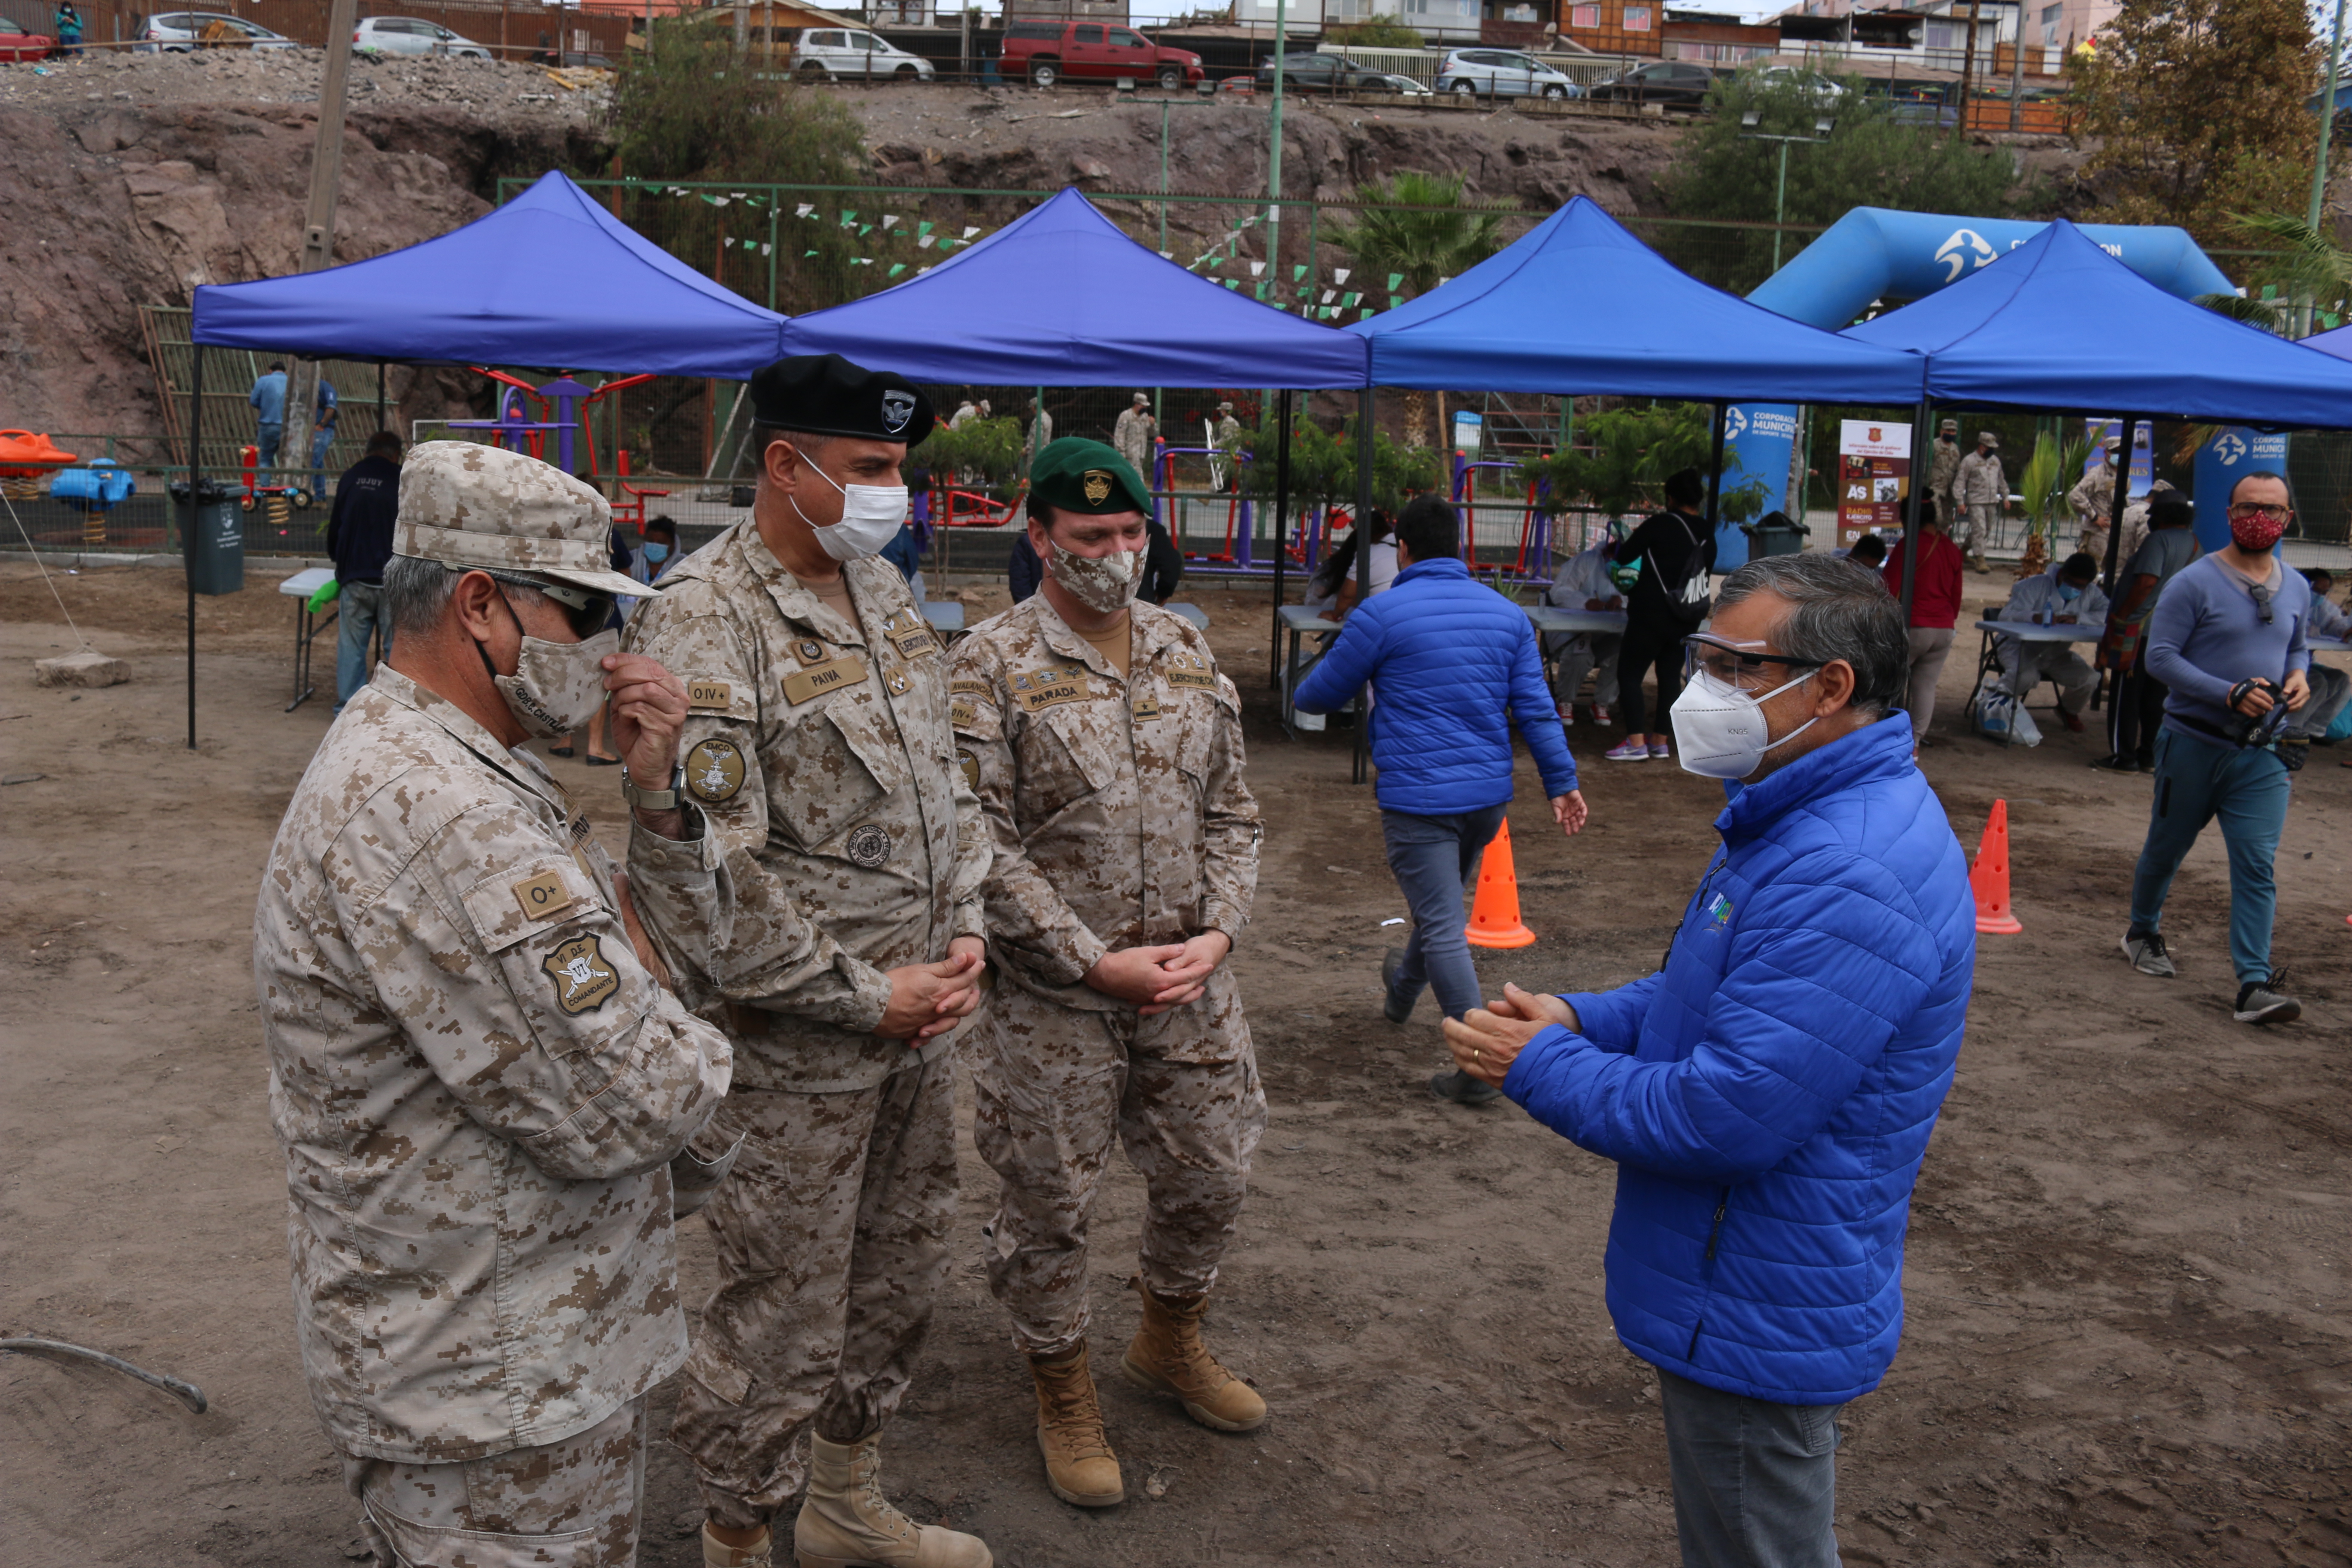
[621, 761, 686, 812]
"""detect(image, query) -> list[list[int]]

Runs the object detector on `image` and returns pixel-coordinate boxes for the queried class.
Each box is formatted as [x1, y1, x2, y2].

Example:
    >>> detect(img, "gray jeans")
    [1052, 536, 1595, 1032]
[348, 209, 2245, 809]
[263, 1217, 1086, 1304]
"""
[1380, 803, 1506, 1023]
[1547, 632, 1622, 710]
[1901, 627, 1955, 740]
[1659, 1368, 1844, 1568]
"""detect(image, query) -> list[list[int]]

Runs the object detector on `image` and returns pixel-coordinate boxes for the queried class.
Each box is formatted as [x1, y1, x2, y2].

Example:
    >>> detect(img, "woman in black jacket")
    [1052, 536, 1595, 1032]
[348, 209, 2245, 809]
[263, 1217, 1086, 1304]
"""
[1606, 467, 1715, 763]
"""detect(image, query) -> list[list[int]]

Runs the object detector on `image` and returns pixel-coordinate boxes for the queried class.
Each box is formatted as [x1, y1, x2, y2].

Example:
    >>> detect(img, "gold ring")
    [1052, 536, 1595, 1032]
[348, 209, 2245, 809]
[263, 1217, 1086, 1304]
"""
[1472, 1047, 1482, 1063]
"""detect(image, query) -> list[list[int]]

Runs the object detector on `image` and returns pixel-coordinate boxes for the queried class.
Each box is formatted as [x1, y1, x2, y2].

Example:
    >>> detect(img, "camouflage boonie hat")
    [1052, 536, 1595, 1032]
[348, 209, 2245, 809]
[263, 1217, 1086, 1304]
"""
[393, 441, 648, 599]
[1029, 437, 1151, 517]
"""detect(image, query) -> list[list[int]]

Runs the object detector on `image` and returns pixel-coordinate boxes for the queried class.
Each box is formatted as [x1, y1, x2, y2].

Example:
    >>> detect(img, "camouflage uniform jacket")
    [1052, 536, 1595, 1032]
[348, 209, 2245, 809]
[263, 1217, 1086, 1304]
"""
[623, 519, 989, 1094]
[255, 665, 733, 1464]
[1956, 449, 2007, 509]
[1929, 439, 1961, 503]
[2068, 461, 2116, 525]
[951, 597, 1260, 1029]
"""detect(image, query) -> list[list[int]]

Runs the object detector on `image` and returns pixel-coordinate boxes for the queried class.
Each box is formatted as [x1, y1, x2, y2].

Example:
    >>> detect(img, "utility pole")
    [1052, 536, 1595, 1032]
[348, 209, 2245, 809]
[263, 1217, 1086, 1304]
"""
[1266, 0, 1287, 289]
[1954, 0, 1981, 138]
[279, 0, 362, 502]
[2006, 7, 2024, 132]
[2309, 0, 2350, 265]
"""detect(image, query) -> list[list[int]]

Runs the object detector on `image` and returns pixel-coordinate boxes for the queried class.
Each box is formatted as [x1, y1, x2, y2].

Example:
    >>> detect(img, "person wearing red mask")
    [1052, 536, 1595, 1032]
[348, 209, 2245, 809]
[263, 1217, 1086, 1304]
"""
[2122, 471, 2313, 1025]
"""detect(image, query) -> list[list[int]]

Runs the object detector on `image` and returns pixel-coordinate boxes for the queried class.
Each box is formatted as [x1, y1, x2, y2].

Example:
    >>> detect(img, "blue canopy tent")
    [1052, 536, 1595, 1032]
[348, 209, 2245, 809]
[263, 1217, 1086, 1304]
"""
[1846, 218, 2352, 588]
[1346, 195, 1927, 571]
[178, 169, 791, 747]
[191, 169, 789, 376]
[775, 185, 1368, 389]
[780, 185, 1369, 704]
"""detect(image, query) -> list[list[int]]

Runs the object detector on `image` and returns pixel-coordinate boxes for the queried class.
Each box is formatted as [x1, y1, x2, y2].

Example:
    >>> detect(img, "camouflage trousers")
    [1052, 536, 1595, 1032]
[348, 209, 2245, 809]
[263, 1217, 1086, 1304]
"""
[671, 1060, 957, 1531]
[971, 968, 1266, 1359]
[343, 1396, 646, 1568]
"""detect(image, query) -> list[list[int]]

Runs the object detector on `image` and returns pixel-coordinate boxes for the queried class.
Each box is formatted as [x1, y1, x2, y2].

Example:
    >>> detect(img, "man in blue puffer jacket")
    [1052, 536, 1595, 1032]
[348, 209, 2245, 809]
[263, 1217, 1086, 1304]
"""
[1294, 495, 1587, 1106]
[1444, 554, 1974, 1568]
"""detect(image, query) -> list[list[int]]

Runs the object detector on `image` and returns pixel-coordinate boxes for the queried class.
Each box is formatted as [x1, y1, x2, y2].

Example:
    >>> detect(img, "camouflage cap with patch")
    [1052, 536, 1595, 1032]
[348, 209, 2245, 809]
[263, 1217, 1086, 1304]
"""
[393, 440, 649, 599]
[1029, 437, 1151, 517]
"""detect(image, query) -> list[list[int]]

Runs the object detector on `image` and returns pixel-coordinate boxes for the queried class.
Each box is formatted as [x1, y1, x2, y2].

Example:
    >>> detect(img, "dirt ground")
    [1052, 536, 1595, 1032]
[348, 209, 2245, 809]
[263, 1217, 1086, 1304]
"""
[4, 557, 2350, 1568]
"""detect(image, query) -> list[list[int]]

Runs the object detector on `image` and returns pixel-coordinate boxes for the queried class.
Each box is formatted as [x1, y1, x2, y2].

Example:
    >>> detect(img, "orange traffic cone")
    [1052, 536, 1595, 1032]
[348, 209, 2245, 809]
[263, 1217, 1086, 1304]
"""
[1466, 820, 1537, 949]
[1970, 799, 2023, 935]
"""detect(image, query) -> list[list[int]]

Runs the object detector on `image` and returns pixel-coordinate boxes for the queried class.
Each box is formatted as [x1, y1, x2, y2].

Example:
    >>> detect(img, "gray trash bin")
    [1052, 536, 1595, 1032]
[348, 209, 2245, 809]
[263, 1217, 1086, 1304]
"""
[1739, 510, 1808, 560]
[171, 478, 242, 596]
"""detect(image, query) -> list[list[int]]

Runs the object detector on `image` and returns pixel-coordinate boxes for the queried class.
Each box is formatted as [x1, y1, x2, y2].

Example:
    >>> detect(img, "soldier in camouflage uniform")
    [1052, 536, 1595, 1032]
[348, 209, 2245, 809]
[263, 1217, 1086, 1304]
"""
[255, 441, 737, 1568]
[1929, 417, 1961, 533]
[2070, 435, 2123, 561]
[622, 356, 994, 1568]
[1112, 391, 1157, 486]
[951, 438, 1267, 1510]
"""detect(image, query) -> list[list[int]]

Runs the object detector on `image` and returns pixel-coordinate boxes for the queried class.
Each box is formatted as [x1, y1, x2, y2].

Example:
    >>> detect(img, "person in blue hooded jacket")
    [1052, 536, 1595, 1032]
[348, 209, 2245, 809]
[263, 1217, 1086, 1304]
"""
[1293, 494, 1587, 1106]
[1443, 553, 1974, 1568]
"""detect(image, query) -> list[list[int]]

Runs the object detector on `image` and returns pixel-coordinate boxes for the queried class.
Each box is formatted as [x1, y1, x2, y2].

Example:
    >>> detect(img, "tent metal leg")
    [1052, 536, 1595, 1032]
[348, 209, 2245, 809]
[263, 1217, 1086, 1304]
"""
[1899, 401, 1932, 626]
[1705, 401, 1727, 543]
[1269, 389, 1293, 689]
[1351, 387, 1374, 787]
[187, 343, 205, 751]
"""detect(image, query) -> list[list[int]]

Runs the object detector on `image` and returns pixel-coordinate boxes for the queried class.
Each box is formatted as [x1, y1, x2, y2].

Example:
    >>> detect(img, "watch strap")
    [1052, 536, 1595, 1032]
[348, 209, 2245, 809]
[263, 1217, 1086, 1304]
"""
[622, 762, 685, 812]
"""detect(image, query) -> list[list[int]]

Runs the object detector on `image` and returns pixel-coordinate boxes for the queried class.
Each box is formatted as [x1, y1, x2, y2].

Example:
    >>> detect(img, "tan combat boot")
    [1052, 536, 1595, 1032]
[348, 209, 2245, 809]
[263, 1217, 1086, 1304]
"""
[792, 1434, 992, 1568]
[703, 1523, 773, 1567]
[1119, 1277, 1268, 1433]
[1028, 1343, 1124, 1508]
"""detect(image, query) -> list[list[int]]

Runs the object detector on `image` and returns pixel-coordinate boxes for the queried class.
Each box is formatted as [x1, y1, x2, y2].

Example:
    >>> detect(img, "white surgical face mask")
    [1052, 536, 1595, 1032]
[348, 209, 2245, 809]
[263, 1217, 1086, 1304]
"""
[1669, 667, 1819, 780]
[792, 455, 908, 562]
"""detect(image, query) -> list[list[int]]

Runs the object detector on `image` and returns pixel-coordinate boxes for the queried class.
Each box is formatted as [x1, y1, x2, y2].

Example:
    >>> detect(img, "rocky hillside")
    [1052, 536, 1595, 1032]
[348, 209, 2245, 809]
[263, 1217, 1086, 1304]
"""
[0, 52, 2085, 440]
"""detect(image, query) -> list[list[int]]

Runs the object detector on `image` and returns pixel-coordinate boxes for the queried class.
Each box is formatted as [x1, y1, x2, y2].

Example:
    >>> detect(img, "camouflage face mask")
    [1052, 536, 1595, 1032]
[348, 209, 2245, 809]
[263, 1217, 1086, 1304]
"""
[1047, 539, 1143, 615]
[478, 586, 616, 737]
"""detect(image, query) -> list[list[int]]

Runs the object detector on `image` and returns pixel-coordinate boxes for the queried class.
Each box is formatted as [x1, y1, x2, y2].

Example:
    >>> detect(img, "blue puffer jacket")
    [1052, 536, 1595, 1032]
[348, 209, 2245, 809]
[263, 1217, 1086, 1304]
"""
[1292, 557, 1578, 814]
[1503, 716, 1974, 1404]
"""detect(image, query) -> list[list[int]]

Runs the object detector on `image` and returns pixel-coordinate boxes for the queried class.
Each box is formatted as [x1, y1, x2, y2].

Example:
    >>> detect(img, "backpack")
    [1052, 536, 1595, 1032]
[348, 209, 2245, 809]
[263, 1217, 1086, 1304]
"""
[1658, 514, 1712, 627]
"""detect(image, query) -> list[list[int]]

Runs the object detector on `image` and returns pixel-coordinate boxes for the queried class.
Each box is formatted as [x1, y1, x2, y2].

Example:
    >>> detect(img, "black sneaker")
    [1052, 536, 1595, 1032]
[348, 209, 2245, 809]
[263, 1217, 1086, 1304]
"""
[2121, 930, 2175, 977]
[1381, 946, 1416, 1025]
[1428, 1069, 1501, 1106]
[2233, 983, 2302, 1025]
[2088, 754, 2140, 774]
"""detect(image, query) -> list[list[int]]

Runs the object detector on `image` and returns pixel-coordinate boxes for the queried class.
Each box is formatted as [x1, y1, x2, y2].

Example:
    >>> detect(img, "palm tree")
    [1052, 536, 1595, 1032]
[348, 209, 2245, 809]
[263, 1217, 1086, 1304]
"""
[2195, 211, 2352, 336]
[1327, 172, 1511, 447]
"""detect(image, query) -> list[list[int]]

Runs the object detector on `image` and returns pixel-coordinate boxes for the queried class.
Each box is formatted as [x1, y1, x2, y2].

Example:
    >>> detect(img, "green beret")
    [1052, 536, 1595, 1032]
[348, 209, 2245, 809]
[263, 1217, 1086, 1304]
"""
[1029, 437, 1151, 516]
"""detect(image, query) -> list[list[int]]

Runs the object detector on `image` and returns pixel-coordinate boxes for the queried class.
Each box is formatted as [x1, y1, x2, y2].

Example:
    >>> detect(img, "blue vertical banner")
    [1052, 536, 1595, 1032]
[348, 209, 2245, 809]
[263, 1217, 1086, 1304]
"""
[2193, 428, 2291, 552]
[2082, 418, 2154, 501]
[1721, 402, 1801, 570]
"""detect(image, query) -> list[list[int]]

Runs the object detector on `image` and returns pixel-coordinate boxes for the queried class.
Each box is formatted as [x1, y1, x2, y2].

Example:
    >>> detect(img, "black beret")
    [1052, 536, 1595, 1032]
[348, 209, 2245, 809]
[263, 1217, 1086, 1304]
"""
[749, 354, 935, 444]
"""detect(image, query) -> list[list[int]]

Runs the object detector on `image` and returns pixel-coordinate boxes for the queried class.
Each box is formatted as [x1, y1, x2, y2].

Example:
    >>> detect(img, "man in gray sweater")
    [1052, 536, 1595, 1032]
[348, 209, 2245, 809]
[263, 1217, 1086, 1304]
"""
[2122, 471, 2312, 1024]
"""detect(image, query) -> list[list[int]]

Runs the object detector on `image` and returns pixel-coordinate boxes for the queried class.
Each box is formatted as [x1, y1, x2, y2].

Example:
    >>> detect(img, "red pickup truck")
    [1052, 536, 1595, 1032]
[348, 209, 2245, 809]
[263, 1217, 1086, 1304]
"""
[998, 20, 1204, 89]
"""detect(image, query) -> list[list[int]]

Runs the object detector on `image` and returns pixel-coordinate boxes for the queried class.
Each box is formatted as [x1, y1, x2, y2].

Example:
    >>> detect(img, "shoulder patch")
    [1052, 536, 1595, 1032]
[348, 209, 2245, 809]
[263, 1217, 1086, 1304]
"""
[511, 870, 577, 923]
[950, 678, 992, 698]
[685, 737, 747, 803]
[542, 933, 620, 1015]
[1163, 647, 1218, 689]
[957, 747, 980, 790]
[686, 678, 733, 712]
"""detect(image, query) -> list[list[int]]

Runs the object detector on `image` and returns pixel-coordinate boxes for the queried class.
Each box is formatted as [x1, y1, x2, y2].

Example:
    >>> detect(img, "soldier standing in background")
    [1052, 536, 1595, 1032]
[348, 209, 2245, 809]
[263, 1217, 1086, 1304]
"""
[1954, 429, 2007, 573]
[255, 442, 737, 1566]
[1212, 400, 1243, 450]
[2071, 435, 2124, 560]
[1929, 416, 1962, 532]
[1113, 391, 1158, 485]
[624, 355, 995, 1568]
[952, 438, 1267, 1511]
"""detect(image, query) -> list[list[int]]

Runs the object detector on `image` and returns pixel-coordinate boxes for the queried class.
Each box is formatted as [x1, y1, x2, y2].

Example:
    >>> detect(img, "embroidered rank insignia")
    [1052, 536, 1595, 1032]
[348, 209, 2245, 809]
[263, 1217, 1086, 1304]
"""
[687, 679, 733, 711]
[797, 638, 826, 664]
[542, 934, 620, 1015]
[685, 737, 747, 803]
[1083, 470, 1114, 504]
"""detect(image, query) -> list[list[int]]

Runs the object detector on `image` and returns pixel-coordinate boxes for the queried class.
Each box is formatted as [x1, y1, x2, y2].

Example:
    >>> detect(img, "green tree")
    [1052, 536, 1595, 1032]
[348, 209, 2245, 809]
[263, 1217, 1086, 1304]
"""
[2068, 0, 2317, 250]
[607, 14, 881, 313]
[2194, 211, 2352, 333]
[1326, 172, 1512, 444]
[1522, 403, 1764, 523]
[1658, 68, 2028, 296]
[1326, 13, 1424, 48]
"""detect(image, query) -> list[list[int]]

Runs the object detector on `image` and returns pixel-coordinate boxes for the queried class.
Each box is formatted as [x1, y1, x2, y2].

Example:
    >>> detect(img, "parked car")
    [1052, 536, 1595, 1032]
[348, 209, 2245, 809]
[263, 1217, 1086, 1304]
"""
[1754, 64, 1851, 106]
[1372, 69, 1433, 97]
[1256, 51, 1421, 94]
[135, 12, 301, 50]
[1433, 48, 1580, 99]
[998, 20, 1204, 90]
[788, 26, 934, 80]
[0, 15, 55, 60]
[1586, 59, 1716, 110]
[354, 16, 492, 58]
